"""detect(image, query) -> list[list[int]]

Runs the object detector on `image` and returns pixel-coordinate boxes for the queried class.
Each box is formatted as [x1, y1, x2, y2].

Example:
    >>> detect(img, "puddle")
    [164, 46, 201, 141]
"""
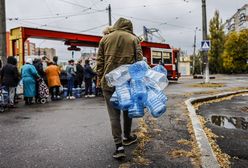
[211, 116, 248, 130]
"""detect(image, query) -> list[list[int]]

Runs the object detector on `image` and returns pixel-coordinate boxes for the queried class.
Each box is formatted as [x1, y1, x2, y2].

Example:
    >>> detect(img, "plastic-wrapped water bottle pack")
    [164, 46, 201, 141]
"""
[105, 61, 169, 118]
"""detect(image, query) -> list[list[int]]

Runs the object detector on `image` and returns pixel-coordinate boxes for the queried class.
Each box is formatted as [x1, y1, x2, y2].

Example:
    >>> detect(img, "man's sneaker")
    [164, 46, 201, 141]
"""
[70, 96, 76, 99]
[85, 95, 89, 98]
[89, 94, 95, 98]
[66, 96, 70, 100]
[123, 134, 138, 146]
[113, 146, 126, 159]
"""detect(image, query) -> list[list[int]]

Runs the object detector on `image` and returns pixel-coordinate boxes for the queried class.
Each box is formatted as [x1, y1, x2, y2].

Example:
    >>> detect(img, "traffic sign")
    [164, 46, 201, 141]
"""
[201, 40, 211, 51]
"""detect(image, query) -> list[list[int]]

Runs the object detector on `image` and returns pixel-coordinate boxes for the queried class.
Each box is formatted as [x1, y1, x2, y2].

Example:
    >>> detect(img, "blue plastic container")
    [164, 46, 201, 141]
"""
[110, 92, 121, 110]
[115, 82, 133, 110]
[145, 87, 166, 118]
[72, 88, 76, 97]
[128, 60, 149, 79]
[128, 101, 144, 118]
[75, 87, 82, 98]
[63, 88, 68, 98]
[152, 65, 167, 76]
[130, 79, 147, 103]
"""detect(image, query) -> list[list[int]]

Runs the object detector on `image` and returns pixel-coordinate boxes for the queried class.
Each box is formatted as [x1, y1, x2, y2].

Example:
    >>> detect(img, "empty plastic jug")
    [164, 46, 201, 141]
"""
[75, 86, 82, 98]
[145, 87, 166, 118]
[130, 79, 147, 103]
[152, 65, 167, 76]
[63, 88, 68, 98]
[128, 60, 149, 79]
[110, 91, 121, 109]
[115, 82, 133, 109]
[145, 69, 169, 90]
[128, 100, 144, 118]
[105, 65, 131, 87]
[72, 88, 76, 97]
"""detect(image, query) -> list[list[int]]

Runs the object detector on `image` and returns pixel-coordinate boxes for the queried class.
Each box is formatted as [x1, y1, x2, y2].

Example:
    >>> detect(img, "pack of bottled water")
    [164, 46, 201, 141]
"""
[105, 61, 169, 118]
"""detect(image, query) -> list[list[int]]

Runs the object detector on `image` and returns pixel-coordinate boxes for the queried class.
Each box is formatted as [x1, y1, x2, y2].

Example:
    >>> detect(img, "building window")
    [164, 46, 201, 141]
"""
[151, 50, 162, 64]
[162, 51, 172, 64]
[151, 48, 172, 65]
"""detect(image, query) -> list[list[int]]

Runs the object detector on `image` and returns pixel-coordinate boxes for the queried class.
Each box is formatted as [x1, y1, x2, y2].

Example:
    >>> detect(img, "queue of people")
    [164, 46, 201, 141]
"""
[0, 56, 100, 108]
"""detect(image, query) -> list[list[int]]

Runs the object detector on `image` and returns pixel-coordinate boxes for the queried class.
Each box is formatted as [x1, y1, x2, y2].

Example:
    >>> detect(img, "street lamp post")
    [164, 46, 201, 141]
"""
[202, 0, 210, 83]
[192, 27, 198, 76]
[0, 0, 7, 65]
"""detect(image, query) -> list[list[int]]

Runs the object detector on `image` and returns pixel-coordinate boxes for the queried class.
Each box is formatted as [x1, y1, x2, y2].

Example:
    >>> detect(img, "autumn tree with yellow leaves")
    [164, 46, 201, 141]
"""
[222, 29, 248, 73]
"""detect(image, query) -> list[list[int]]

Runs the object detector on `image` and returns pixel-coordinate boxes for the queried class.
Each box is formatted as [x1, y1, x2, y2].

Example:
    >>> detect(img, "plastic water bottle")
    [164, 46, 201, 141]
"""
[72, 88, 76, 97]
[145, 69, 169, 90]
[145, 77, 168, 104]
[115, 82, 133, 109]
[75, 86, 82, 98]
[128, 60, 149, 79]
[105, 65, 131, 87]
[152, 65, 167, 76]
[128, 101, 144, 118]
[110, 92, 120, 109]
[145, 87, 167, 118]
[130, 79, 147, 103]
[63, 88, 68, 98]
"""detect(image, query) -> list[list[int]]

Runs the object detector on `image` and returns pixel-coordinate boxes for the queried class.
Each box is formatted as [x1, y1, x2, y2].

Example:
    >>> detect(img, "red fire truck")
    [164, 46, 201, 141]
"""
[141, 41, 180, 80]
[9, 27, 180, 80]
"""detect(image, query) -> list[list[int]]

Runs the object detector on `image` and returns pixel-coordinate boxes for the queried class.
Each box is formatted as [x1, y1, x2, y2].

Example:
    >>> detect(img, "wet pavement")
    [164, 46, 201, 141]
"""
[0, 74, 248, 168]
[198, 95, 248, 168]
[0, 97, 133, 168]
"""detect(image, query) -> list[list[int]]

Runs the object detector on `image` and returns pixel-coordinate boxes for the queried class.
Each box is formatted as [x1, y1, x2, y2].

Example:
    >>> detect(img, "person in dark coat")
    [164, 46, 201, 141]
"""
[84, 59, 96, 98]
[75, 60, 84, 88]
[66, 59, 76, 99]
[33, 58, 45, 79]
[0, 56, 19, 107]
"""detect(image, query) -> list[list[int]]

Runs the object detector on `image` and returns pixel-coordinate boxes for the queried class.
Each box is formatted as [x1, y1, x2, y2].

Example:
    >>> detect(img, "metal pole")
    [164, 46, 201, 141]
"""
[108, 4, 112, 26]
[192, 27, 197, 75]
[0, 0, 7, 66]
[202, 0, 210, 83]
[143, 26, 148, 41]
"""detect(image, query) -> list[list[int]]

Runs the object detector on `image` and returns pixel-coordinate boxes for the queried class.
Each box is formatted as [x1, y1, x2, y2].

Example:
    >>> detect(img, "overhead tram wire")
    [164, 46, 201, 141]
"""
[80, 23, 108, 33]
[10, 8, 105, 21]
[112, 13, 193, 30]
[112, 0, 190, 10]
[58, 0, 90, 9]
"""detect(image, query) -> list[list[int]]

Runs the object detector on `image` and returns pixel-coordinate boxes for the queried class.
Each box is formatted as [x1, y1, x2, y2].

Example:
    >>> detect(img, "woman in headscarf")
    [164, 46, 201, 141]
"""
[21, 58, 40, 105]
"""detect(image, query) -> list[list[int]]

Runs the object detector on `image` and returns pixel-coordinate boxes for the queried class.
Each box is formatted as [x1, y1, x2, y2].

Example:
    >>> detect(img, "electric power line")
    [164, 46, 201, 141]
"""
[112, 12, 193, 30]
[80, 23, 108, 32]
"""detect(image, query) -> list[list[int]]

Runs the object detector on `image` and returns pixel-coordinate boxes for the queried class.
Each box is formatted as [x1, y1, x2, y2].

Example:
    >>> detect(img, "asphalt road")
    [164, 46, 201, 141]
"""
[0, 97, 129, 168]
[0, 74, 248, 168]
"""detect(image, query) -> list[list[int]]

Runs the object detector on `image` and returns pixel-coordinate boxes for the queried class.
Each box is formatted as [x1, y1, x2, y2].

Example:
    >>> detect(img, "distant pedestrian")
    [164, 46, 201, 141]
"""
[84, 59, 96, 98]
[0, 56, 19, 107]
[33, 58, 45, 79]
[45, 62, 61, 100]
[66, 59, 76, 99]
[97, 17, 143, 159]
[21, 58, 40, 105]
[75, 60, 84, 88]
[102, 26, 113, 35]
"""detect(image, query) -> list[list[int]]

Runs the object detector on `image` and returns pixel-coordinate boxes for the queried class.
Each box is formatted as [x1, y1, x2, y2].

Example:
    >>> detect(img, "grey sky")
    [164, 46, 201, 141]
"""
[6, 0, 247, 60]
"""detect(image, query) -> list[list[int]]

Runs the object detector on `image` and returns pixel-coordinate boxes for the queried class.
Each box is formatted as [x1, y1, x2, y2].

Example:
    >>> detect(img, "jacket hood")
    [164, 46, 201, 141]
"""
[113, 17, 133, 34]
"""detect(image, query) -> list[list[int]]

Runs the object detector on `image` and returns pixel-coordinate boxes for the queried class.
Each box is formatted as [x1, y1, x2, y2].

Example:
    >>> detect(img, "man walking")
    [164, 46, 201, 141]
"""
[96, 17, 143, 159]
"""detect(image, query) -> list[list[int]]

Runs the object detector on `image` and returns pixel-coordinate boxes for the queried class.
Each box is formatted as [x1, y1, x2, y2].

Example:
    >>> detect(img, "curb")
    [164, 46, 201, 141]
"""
[185, 90, 248, 168]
